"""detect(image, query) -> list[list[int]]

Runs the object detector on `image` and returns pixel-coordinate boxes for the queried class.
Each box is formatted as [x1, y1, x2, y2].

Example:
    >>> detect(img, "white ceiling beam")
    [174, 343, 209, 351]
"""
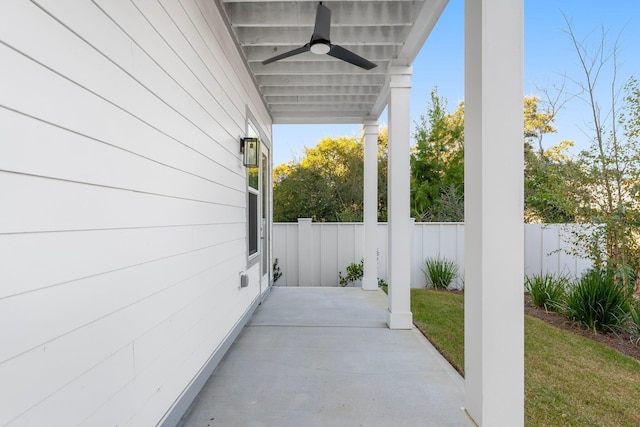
[244, 45, 398, 62]
[225, 1, 418, 26]
[265, 95, 378, 104]
[222, 0, 420, 3]
[269, 103, 373, 112]
[235, 26, 408, 45]
[261, 85, 381, 95]
[251, 60, 389, 75]
[256, 74, 384, 86]
[272, 112, 373, 125]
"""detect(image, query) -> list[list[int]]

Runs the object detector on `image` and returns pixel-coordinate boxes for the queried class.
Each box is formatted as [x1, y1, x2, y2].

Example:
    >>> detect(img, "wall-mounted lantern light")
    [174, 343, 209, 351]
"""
[240, 137, 260, 168]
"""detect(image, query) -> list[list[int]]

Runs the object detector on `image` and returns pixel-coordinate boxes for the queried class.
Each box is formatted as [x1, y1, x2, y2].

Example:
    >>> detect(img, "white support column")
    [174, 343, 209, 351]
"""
[363, 119, 379, 291]
[464, 0, 524, 426]
[387, 66, 413, 329]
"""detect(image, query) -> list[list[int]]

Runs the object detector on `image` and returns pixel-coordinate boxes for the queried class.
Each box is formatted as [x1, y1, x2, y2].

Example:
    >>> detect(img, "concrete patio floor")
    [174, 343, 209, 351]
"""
[178, 287, 466, 427]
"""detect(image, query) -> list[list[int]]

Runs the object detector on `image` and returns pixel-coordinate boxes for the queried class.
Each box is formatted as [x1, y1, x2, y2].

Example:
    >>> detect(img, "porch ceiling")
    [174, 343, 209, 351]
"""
[216, 0, 448, 124]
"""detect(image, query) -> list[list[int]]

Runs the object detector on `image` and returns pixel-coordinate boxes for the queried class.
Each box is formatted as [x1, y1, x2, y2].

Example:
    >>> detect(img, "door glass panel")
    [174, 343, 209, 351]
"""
[262, 152, 269, 275]
[247, 122, 259, 258]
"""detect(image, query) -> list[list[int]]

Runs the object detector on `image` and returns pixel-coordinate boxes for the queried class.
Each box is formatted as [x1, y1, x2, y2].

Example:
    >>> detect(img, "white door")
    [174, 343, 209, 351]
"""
[260, 148, 271, 293]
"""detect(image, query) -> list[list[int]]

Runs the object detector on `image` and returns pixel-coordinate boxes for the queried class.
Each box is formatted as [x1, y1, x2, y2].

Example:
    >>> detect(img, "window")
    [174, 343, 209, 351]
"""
[247, 124, 260, 257]
[248, 190, 258, 256]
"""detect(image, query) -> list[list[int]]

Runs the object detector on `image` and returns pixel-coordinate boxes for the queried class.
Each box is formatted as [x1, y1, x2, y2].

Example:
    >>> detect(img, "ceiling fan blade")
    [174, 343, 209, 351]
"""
[262, 44, 311, 65]
[328, 45, 377, 70]
[310, 3, 331, 43]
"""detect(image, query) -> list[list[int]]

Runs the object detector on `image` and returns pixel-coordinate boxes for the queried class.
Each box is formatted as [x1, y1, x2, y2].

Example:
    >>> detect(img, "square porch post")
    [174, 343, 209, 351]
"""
[463, 0, 524, 425]
[363, 118, 379, 291]
[386, 66, 413, 329]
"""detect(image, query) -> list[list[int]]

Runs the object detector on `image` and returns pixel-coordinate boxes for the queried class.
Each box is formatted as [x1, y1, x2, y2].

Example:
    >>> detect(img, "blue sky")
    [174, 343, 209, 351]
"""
[273, 0, 640, 165]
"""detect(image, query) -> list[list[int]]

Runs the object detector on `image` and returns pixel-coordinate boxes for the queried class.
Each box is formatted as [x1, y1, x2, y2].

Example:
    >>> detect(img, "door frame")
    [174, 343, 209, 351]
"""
[245, 111, 272, 297]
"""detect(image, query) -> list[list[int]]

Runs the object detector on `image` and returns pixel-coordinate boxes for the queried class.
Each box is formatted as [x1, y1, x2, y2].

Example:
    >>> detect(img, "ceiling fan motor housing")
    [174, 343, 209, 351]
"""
[310, 41, 331, 55]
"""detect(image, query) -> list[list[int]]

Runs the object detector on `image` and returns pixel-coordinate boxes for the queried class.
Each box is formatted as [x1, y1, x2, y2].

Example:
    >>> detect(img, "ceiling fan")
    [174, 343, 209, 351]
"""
[261, 2, 377, 70]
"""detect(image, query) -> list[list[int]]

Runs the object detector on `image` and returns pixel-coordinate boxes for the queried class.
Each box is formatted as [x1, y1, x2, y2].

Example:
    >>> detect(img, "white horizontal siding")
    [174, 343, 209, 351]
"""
[0, 238, 245, 361]
[0, 108, 245, 207]
[1, 0, 270, 425]
[0, 8, 244, 184]
[0, 172, 244, 234]
[1, 223, 243, 298]
[5, 345, 136, 427]
[1, 258, 252, 427]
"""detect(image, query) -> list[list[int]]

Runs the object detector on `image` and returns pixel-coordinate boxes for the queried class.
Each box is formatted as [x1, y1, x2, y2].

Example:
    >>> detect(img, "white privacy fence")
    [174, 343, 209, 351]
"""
[273, 220, 593, 288]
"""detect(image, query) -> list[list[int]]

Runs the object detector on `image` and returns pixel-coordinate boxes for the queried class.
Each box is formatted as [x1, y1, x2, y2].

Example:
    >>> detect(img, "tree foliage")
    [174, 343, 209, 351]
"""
[524, 95, 559, 158]
[273, 129, 388, 222]
[523, 95, 587, 223]
[410, 88, 465, 221]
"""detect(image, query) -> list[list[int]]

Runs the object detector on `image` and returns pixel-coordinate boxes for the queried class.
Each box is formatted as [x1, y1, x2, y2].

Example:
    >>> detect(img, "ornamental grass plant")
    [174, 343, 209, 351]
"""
[630, 301, 640, 336]
[525, 273, 568, 312]
[423, 256, 459, 289]
[565, 268, 633, 333]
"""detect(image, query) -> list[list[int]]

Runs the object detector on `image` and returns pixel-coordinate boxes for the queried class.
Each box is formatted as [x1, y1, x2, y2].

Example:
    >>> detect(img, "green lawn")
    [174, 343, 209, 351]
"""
[411, 288, 640, 426]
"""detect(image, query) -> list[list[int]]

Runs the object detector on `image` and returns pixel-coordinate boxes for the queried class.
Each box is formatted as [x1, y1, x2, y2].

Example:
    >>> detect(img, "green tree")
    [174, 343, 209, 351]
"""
[410, 88, 464, 221]
[524, 95, 558, 158]
[273, 128, 389, 222]
[523, 96, 584, 223]
[273, 163, 337, 222]
[375, 128, 389, 222]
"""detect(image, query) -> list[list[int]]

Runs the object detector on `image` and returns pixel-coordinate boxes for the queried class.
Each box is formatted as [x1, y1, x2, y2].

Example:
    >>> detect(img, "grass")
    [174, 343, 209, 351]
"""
[411, 289, 464, 374]
[411, 289, 640, 426]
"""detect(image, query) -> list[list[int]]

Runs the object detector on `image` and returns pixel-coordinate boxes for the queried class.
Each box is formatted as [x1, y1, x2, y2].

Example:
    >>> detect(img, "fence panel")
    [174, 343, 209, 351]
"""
[411, 223, 465, 289]
[272, 223, 298, 287]
[524, 224, 592, 279]
[273, 221, 592, 287]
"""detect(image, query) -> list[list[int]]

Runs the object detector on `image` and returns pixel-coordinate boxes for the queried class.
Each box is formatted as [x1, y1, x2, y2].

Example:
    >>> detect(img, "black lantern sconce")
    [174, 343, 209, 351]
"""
[240, 137, 260, 168]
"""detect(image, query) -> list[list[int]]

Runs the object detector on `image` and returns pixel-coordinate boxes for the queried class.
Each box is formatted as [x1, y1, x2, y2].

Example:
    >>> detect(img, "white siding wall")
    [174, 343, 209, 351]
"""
[0, 1, 270, 426]
[273, 222, 592, 288]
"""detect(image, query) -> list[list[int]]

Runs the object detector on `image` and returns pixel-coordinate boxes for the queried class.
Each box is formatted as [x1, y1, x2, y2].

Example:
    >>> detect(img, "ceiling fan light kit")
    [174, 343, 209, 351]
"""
[310, 42, 330, 55]
[262, 2, 377, 70]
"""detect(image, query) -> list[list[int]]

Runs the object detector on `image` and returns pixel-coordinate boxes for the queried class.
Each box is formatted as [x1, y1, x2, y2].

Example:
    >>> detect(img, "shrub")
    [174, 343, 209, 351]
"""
[338, 259, 388, 287]
[339, 260, 364, 287]
[423, 256, 459, 290]
[565, 269, 633, 332]
[525, 273, 568, 311]
[273, 258, 283, 284]
[630, 301, 640, 336]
